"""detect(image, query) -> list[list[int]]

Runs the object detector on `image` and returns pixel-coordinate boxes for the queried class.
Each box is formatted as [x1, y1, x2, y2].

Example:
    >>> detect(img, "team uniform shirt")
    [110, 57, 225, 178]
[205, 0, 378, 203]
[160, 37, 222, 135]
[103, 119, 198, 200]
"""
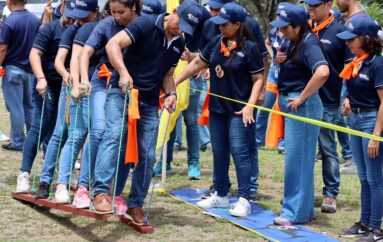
[198, 15, 268, 57]
[85, 16, 128, 85]
[73, 21, 99, 77]
[347, 55, 383, 109]
[278, 32, 328, 93]
[314, 21, 353, 107]
[0, 9, 40, 72]
[184, 5, 211, 52]
[32, 19, 67, 94]
[200, 35, 264, 115]
[58, 21, 81, 70]
[124, 14, 185, 106]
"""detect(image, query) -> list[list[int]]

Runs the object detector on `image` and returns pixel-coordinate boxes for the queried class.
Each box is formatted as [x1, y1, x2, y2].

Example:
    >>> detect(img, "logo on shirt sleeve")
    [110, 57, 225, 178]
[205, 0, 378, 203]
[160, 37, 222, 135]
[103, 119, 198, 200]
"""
[173, 46, 180, 54]
[359, 73, 370, 81]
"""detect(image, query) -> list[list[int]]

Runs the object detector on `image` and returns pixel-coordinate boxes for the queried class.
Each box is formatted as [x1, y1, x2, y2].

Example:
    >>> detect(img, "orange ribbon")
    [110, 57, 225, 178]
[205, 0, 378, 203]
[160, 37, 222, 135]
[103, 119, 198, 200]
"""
[220, 40, 237, 57]
[0, 69, 6, 77]
[198, 90, 210, 126]
[125, 88, 140, 164]
[339, 54, 369, 80]
[266, 82, 278, 95]
[97, 64, 112, 86]
[309, 14, 334, 33]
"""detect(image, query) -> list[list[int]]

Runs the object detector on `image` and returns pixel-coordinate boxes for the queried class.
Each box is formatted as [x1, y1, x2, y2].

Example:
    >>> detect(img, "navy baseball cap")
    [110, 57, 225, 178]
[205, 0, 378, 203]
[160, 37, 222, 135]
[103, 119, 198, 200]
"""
[301, 0, 331, 5]
[211, 2, 246, 24]
[275, 2, 290, 15]
[72, 0, 98, 19]
[206, 0, 232, 10]
[337, 16, 381, 40]
[177, 0, 203, 35]
[63, 0, 76, 18]
[271, 3, 308, 28]
[141, 0, 162, 15]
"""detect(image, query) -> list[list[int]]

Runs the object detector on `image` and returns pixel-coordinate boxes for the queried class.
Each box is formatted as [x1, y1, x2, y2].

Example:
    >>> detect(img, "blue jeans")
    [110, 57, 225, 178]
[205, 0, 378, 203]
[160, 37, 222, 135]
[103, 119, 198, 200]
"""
[165, 76, 201, 165]
[337, 83, 352, 158]
[256, 64, 278, 146]
[40, 86, 68, 184]
[209, 112, 257, 200]
[318, 106, 340, 198]
[127, 100, 159, 208]
[93, 87, 130, 196]
[20, 87, 59, 173]
[78, 71, 107, 187]
[198, 77, 210, 147]
[279, 92, 323, 223]
[57, 97, 89, 185]
[2, 65, 34, 149]
[175, 116, 183, 146]
[349, 111, 383, 229]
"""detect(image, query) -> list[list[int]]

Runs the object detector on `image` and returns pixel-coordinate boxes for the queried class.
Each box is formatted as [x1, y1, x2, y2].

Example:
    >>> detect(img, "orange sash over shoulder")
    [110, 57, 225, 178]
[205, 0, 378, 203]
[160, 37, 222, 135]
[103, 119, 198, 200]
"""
[339, 54, 369, 80]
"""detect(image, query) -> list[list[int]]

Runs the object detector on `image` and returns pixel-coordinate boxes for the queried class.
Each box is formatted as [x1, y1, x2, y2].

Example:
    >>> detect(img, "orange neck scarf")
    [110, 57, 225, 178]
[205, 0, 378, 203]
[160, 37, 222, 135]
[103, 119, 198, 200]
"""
[309, 14, 334, 33]
[339, 54, 370, 80]
[125, 88, 140, 164]
[220, 40, 237, 57]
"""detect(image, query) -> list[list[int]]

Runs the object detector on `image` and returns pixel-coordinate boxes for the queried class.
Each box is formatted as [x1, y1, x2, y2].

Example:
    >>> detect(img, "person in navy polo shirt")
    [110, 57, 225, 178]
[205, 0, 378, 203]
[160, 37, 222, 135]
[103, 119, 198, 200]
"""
[174, 2, 264, 217]
[14, 0, 76, 195]
[0, 0, 40, 152]
[79, 0, 142, 214]
[105, 1, 201, 223]
[337, 17, 383, 240]
[270, 3, 329, 225]
[303, 0, 354, 214]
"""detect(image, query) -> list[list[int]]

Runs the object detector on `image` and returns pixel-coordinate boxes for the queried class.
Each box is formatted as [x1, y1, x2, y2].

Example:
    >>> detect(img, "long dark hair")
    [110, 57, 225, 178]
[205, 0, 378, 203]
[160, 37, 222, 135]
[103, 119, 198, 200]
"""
[235, 22, 254, 49]
[286, 22, 311, 63]
[109, 0, 142, 16]
[359, 36, 383, 56]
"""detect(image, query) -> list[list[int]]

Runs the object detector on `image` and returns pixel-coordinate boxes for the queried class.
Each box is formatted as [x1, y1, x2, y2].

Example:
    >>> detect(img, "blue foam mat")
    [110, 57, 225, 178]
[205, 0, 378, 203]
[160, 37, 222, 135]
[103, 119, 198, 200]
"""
[170, 189, 338, 242]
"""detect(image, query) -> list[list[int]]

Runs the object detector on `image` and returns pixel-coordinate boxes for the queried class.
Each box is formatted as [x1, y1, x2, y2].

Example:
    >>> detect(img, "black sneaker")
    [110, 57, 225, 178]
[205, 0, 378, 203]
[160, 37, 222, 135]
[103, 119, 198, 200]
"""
[249, 191, 257, 203]
[34, 182, 50, 198]
[2, 143, 22, 151]
[339, 221, 369, 238]
[357, 229, 383, 242]
[201, 184, 215, 199]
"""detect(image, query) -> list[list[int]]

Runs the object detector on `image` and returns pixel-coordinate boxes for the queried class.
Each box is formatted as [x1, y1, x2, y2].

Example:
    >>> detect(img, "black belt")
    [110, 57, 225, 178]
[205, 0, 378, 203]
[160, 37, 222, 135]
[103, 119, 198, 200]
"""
[351, 107, 378, 113]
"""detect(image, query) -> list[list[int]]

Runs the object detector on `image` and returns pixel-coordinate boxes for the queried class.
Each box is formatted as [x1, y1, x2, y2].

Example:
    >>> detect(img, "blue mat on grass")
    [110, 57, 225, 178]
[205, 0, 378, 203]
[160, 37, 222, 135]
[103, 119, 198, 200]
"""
[170, 189, 337, 242]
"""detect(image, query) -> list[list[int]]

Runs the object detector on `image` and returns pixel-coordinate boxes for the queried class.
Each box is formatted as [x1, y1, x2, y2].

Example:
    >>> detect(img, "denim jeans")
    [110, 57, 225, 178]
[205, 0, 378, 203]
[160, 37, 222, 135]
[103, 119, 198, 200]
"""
[127, 101, 160, 208]
[165, 76, 201, 165]
[279, 92, 323, 223]
[20, 87, 59, 173]
[209, 111, 257, 200]
[40, 85, 68, 184]
[198, 76, 210, 147]
[256, 64, 278, 146]
[349, 111, 383, 229]
[174, 115, 183, 146]
[57, 97, 89, 185]
[318, 106, 340, 198]
[337, 83, 352, 158]
[78, 71, 107, 187]
[2, 65, 34, 149]
[93, 87, 130, 196]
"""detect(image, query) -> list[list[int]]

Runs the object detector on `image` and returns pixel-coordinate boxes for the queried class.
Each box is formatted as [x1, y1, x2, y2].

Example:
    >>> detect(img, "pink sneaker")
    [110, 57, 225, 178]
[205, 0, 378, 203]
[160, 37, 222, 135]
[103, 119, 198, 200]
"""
[72, 186, 90, 209]
[113, 195, 128, 215]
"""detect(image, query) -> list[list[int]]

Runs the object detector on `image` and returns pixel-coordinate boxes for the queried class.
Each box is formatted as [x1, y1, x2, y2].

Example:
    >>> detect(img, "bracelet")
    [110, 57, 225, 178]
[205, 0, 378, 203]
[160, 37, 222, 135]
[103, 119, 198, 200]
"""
[165, 91, 177, 98]
[36, 77, 46, 82]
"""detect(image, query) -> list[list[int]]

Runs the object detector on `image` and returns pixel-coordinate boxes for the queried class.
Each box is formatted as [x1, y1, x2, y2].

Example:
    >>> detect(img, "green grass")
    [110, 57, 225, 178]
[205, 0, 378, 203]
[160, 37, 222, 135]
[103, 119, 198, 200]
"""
[0, 85, 360, 241]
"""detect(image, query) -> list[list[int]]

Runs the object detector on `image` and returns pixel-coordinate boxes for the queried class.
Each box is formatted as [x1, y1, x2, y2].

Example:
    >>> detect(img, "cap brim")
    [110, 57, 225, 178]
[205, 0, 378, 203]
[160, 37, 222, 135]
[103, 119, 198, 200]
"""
[71, 8, 91, 19]
[206, 1, 222, 9]
[63, 8, 75, 18]
[271, 19, 290, 28]
[336, 31, 357, 40]
[302, 0, 326, 4]
[179, 17, 195, 36]
[210, 15, 228, 25]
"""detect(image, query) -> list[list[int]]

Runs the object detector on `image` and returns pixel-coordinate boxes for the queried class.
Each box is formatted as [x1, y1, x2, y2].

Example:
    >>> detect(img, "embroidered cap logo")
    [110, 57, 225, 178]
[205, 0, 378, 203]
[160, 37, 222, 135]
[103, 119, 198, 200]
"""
[76, 0, 87, 7]
[142, 5, 153, 13]
[280, 10, 287, 18]
[220, 7, 226, 15]
[187, 13, 199, 24]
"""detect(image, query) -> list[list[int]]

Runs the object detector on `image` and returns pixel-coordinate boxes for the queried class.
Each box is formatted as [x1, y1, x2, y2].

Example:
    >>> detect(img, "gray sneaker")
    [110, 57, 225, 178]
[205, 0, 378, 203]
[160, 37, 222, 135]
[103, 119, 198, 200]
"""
[321, 196, 337, 213]
[340, 162, 357, 174]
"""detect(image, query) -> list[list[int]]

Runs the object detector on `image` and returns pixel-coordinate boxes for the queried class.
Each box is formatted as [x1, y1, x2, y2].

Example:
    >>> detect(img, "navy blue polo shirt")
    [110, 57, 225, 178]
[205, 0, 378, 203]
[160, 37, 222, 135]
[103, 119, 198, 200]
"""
[184, 5, 211, 52]
[32, 19, 67, 93]
[200, 36, 264, 115]
[315, 21, 354, 107]
[347, 55, 383, 109]
[59, 22, 81, 50]
[0, 9, 40, 72]
[73, 22, 99, 78]
[124, 14, 185, 105]
[199, 18, 219, 52]
[278, 32, 328, 93]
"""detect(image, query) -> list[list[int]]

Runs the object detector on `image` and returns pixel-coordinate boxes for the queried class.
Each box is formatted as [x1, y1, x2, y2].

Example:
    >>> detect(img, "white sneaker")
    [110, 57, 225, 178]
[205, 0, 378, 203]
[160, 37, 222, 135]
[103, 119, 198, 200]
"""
[230, 197, 251, 217]
[196, 191, 230, 209]
[16, 172, 30, 193]
[0, 129, 9, 142]
[55, 187, 70, 204]
[74, 161, 81, 170]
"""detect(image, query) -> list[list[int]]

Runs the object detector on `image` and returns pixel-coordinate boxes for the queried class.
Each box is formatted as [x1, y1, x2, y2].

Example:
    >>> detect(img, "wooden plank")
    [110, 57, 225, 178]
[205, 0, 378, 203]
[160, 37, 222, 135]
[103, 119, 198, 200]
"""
[120, 215, 154, 234]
